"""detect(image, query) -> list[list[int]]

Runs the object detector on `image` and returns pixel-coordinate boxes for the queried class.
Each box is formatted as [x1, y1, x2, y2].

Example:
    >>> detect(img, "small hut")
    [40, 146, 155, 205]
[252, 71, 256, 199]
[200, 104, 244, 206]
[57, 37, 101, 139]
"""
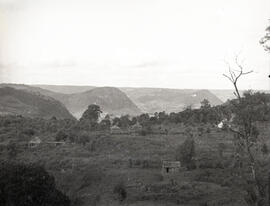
[28, 136, 42, 148]
[46, 141, 65, 146]
[162, 160, 181, 174]
[110, 125, 122, 134]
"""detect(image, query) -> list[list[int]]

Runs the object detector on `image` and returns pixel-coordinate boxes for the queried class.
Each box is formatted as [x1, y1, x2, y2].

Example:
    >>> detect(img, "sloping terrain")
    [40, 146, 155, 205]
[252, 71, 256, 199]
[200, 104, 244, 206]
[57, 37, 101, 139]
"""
[1, 119, 249, 206]
[29, 84, 225, 114]
[0, 84, 141, 118]
[121, 88, 223, 113]
[0, 87, 74, 119]
[0, 83, 63, 98]
[34, 84, 96, 94]
[210, 89, 270, 102]
[60, 87, 142, 118]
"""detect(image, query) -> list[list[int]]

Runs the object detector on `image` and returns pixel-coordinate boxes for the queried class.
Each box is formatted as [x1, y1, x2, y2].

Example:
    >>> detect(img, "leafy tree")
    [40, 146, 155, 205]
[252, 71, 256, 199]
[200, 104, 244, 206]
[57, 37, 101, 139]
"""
[55, 130, 68, 142]
[104, 114, 111, 120]
[79, 104, 102, 130]
[157, 111, 168, 123]
[0, 161, 70, 206]
[80, 104, 102, 123]
[200, 99, 211, 109]
[119, 115, 131, 129]
[260, 23, 270, 52]
[176, 137, 196, 170]
[99, 119, 111, 131]
[112, 117, 121, 127]
[130, 117, 137, 125]
[76, 131, 90, 145]
[261, 143, 269, 156]
[137, 113, 150, 125]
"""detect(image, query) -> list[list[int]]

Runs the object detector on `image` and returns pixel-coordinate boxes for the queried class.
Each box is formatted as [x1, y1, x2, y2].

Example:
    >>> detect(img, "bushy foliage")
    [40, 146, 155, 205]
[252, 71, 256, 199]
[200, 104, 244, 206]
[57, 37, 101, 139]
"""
[98, 119, 111, 131]
[109, 98, 232, 130]
[0, 161, 70, 206]
[175, 137, 196, 169]
[113, 181, 127, 202]
[79, 104, 102, 130]
[261, 143, 269, 156]
[80, 104, 102, 123]
[55, 130, 68, 141]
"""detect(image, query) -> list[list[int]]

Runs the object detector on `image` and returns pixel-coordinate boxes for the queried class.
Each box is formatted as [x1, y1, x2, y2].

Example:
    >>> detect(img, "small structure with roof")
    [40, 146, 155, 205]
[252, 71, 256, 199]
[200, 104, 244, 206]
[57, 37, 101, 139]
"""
[46, 141, 66, 146]
[110, 125, 122, 134]
[162, 160, 181, 174]
[28, 136, 42, 148]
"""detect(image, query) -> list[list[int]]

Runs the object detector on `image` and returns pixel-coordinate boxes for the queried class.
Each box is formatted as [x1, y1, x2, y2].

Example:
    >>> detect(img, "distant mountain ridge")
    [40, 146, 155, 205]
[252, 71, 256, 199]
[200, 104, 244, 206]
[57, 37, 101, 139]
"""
[1, 83, 234, 117]
[34, 84, 224, 113]
[57, 87, 142, 118]
[33, 84, 96, 94]
[0, 87, 74, 119]
[120, 88, 223, 113]
[0, 84, 141, 118]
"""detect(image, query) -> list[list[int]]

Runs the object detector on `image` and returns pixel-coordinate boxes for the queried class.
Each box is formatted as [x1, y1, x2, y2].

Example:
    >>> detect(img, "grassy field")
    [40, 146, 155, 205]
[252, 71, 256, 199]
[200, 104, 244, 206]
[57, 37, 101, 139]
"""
[1, 121, 269, 205]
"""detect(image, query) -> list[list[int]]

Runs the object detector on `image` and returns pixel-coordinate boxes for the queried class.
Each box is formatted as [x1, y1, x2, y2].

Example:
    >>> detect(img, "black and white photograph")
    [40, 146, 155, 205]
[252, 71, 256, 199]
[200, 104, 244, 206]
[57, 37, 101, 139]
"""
[0, 0, 270, 205]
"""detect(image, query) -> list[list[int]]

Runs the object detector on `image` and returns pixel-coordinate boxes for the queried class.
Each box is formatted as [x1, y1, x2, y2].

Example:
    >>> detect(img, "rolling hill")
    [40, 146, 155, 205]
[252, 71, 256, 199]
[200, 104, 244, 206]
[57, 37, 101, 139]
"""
[0, 87, 74, 119]
[33, 85, 225, 113]
[58, 87, 142, 118]
[1, 84, 229, 117]
[121, 88, 223, 113]
[34, 84, 96, 94]
[0, 84, 141, 118]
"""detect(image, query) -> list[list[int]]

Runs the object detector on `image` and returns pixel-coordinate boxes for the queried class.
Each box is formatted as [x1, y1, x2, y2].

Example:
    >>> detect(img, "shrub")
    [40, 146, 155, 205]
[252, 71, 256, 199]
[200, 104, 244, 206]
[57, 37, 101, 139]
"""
[175, 137, 196, 169]
[76, 131, 90, 145]
[113, 181, 127, 202]
[22, 128, 35, 136]
[206, 127, 211, 133]
[6, 142, 18, 159]
[261, 143, 269, 156]
[0, 161, 70, 206]
[55, 130, 68, 142]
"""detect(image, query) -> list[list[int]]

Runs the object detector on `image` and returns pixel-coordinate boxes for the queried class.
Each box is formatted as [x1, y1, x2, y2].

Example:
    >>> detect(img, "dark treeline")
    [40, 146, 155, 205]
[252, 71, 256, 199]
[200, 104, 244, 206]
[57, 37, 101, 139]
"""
[0, 161, 70, 206]
[1, 91, 270, 146]
[112, 91, 270, 128]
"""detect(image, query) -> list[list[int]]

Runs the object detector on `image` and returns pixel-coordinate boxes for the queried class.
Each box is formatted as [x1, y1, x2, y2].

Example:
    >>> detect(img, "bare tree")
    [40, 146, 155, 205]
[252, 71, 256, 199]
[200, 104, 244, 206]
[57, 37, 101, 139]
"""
[223, 56, 253, 100]
[223, 57, 267, 206]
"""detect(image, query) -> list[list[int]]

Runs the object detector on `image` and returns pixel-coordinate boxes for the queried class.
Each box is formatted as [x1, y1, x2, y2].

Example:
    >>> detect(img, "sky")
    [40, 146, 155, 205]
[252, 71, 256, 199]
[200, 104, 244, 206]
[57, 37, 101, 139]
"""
[0, 0, 269, 90]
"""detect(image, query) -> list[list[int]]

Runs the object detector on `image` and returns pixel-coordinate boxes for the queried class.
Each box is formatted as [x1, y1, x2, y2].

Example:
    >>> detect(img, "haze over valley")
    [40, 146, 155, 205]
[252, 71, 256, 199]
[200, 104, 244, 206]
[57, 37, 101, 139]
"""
[0, 83, 228, 119]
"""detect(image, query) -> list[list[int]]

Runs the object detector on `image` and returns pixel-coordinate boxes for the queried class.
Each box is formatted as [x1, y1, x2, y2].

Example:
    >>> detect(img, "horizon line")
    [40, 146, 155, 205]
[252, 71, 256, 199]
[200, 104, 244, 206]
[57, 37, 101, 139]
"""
[0, 82, 269, 91]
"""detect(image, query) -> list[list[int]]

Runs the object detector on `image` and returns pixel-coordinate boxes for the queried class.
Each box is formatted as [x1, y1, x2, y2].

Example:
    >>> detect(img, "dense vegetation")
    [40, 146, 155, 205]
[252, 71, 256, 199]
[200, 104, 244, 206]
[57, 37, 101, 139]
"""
[0, 161, 70, 206]
[1, 91, 270, 205]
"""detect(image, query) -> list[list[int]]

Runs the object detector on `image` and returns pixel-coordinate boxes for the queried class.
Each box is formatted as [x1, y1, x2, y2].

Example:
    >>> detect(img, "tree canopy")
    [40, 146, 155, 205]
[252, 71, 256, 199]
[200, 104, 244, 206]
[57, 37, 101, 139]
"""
[0, 161, 70, 206]
[80, 104, 102, 123]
